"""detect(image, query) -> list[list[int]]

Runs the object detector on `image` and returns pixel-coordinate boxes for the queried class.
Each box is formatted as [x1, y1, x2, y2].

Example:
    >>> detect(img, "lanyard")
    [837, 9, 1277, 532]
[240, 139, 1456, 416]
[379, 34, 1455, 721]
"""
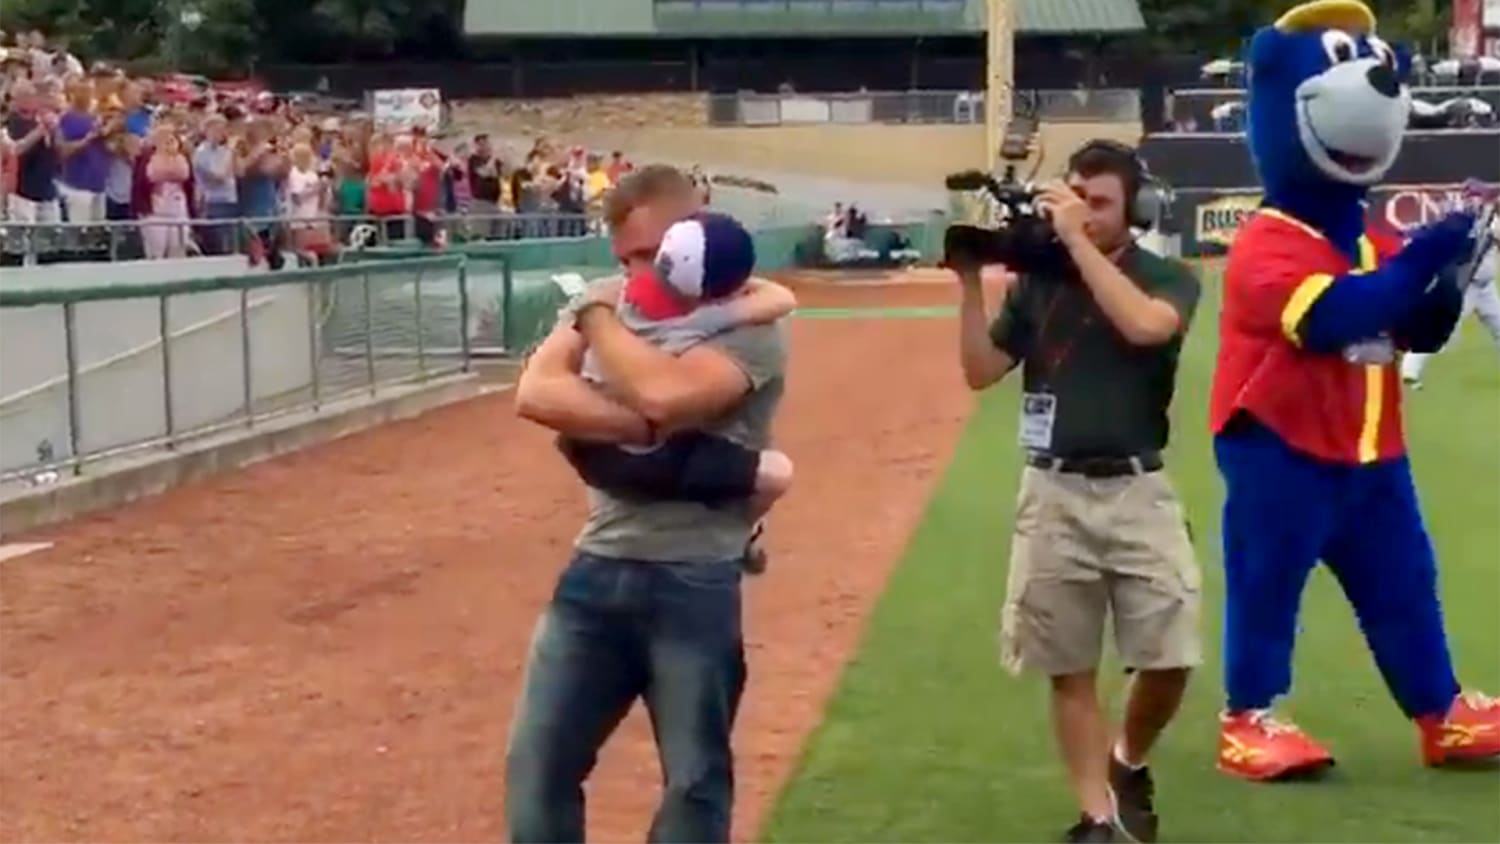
[1033, 290, 1092, 383]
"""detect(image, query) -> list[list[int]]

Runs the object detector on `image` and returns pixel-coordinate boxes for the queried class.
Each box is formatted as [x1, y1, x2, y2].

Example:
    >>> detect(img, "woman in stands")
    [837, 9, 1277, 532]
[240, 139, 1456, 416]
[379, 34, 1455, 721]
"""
[286, 141, 333, 262]
[141, 124, 193, 259]
[366, 131, 410, 243]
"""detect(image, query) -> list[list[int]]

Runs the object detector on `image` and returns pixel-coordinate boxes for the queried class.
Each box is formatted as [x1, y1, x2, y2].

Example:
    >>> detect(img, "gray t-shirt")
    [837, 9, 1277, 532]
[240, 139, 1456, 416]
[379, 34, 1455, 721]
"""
[574, 320, 788, 563]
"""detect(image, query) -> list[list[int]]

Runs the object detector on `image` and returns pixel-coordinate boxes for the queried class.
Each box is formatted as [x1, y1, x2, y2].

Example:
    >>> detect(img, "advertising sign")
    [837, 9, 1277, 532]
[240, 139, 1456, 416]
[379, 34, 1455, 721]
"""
[1170, 183, 1488, 257]
[368, 88, 443, 133]
[1369, 184, 1477, 234]
[1194, 193, 1263, 247]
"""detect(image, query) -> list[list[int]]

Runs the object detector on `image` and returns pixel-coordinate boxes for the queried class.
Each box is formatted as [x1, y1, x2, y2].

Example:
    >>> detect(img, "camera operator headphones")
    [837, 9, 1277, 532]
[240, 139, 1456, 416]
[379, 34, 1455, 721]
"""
[1070, 139, 1170, 231]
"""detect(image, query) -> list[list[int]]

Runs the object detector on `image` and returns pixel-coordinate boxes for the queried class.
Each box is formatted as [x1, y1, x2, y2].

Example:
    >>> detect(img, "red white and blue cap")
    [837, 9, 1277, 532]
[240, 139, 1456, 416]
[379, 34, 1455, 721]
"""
[654, 212, 757, 302]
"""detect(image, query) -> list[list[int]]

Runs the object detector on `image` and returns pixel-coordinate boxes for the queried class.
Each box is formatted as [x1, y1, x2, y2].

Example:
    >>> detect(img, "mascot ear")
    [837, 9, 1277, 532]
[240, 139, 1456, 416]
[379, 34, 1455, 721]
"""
[1247, 27, 1286, 81]
[1392, 41, 1414, 80]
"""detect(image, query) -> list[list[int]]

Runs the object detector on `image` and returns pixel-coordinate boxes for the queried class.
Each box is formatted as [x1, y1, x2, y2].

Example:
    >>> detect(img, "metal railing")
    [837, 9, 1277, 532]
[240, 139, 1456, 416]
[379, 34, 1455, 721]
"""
[707, 88, 1142, 126]
[1165, 84, 1500, 132]
[0, 256, 474, 485]
[0, 212, 597, 265]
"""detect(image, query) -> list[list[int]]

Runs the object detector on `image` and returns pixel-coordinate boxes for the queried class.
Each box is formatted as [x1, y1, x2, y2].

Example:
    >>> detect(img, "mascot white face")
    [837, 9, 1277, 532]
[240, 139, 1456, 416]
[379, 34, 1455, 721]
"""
[1293, 30, 1410, 185]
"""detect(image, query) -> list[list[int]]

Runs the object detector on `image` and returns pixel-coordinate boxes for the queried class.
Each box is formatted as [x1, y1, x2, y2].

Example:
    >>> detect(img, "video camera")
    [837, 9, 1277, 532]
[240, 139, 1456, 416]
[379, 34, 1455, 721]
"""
[941, 112, 1071, 276]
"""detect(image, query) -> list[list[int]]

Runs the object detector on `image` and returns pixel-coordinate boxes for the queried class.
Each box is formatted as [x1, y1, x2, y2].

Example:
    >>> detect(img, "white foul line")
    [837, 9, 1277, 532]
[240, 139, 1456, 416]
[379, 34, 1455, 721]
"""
[0, 542, 54, 563]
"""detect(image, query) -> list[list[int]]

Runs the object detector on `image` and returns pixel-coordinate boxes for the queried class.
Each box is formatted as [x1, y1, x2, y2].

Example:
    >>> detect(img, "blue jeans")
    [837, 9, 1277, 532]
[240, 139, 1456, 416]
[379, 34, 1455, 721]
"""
[506, 552, 746, 843]
[200, 200, 240, 255]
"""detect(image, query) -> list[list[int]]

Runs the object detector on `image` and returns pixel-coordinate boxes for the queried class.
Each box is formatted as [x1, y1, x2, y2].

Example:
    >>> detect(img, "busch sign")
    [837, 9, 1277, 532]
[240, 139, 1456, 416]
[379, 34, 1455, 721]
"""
[1375, 185, 1470, 233]
[1195, 193, 1263, 246]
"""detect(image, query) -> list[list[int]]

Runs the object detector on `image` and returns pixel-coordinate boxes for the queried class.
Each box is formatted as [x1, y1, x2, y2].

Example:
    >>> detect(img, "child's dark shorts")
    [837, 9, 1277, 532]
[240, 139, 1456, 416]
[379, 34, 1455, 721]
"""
[557, 430, 761, 504]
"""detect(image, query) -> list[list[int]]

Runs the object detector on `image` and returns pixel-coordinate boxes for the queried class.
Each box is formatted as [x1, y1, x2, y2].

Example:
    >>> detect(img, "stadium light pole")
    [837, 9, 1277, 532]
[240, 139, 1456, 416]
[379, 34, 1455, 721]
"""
[984, 0, 1015, 171]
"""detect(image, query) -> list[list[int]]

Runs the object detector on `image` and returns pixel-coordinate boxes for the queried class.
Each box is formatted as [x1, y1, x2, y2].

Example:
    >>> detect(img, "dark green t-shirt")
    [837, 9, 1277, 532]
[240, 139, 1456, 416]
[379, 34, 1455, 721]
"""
[988, 245, 1201, 458]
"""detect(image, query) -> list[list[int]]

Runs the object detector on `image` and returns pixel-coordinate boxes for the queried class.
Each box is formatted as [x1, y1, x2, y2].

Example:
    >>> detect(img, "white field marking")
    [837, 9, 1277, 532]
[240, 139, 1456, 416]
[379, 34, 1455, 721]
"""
[0, 542, 54, 563]
[784, 269, 954, 287]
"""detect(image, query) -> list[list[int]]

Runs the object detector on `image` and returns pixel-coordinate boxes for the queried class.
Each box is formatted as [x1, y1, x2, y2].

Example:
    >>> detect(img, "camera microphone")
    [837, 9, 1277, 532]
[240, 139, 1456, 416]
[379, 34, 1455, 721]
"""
[945, 170, 993, 192]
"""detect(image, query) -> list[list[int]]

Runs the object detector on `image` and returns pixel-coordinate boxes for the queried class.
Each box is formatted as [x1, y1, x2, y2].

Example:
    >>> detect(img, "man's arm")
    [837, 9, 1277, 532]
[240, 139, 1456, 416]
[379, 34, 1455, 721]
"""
[55, 122, 96, 158]
[1063, 233, 1183, 346]
[8, 120, 48, 155]
[957, 266, 1019, 390]
[575, 304, 755, 431]
[1038, 184, 1181, 346]
[234, 143, 260, 178]
[514, 324, 654, 444]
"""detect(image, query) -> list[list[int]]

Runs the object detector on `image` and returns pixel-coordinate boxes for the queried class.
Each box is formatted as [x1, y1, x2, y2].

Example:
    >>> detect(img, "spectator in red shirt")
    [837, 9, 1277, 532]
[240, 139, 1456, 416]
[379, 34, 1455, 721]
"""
[606, 149, 632, 185]
[365, 132, 408, 242]
[409, 127, 444, 247]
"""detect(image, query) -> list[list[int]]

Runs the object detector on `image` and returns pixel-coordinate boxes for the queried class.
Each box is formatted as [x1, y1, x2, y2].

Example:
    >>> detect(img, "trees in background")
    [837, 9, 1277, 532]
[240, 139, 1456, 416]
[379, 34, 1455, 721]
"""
[1140, 0, 1450, 61]
[0, 0, 463, 74]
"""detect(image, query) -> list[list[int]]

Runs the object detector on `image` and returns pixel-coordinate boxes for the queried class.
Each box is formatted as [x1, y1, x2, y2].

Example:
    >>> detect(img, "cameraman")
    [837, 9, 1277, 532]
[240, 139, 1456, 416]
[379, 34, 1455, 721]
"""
[955, 141, 1201, 844]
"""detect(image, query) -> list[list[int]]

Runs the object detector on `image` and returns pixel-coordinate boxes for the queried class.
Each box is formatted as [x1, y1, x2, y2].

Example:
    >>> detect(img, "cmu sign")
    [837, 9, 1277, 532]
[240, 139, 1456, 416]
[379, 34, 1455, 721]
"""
[1373, 185, 1474, 233]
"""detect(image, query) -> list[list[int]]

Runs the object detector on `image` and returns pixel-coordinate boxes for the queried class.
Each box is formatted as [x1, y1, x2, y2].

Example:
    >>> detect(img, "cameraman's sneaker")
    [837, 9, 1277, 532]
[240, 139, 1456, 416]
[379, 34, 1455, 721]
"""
[1062, 815, 1116, 843]
[1108, 754, 1159, 843]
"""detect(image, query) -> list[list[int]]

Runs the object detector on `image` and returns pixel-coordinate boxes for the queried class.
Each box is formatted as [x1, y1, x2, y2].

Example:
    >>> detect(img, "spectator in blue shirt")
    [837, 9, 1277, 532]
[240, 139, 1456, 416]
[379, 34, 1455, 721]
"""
[193, 115, 240, 255]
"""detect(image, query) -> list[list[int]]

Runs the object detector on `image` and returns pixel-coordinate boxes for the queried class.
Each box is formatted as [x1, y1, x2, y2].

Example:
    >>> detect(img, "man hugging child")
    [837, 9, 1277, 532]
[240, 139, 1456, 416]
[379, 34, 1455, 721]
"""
[559, 212, 795, 574]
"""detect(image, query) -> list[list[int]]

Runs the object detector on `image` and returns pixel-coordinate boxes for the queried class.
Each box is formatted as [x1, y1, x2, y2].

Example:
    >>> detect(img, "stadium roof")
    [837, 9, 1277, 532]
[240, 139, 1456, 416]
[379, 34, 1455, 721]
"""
[1020, 0, 1145, 34]
[463, 0, 1147, 39]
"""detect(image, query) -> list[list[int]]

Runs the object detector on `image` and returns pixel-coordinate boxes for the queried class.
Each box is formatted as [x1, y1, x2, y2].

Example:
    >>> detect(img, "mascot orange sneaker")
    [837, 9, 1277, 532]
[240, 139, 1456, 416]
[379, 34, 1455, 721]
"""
[1417, 692, 1500, 766]
[1218, 711, 1334, 781]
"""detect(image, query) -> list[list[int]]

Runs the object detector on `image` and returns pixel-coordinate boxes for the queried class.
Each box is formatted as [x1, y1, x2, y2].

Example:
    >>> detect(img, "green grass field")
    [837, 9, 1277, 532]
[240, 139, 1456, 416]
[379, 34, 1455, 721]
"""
[763, 263, 1500, 843]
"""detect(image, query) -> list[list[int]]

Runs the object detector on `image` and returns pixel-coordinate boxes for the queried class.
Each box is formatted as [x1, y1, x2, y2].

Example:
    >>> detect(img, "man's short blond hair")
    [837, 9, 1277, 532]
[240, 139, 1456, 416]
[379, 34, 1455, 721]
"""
[603, 164, 695, 228]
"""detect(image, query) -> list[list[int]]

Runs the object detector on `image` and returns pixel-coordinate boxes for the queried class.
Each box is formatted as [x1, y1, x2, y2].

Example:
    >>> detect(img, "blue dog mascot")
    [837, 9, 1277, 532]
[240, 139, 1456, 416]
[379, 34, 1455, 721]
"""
[1208, 0, 1500, 781]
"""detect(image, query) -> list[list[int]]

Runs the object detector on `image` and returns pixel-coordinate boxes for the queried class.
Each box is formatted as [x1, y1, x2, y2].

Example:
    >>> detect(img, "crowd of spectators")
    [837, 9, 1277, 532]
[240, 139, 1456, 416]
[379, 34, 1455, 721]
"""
[812, 200, 918, 268]
[1163, 53, 1500, 134]
[0, 29, 646, 266]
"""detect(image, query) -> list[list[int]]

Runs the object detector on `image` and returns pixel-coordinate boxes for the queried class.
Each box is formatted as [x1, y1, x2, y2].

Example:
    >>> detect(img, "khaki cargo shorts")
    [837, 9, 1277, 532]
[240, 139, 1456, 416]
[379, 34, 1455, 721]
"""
[998, 466, 1202, 677]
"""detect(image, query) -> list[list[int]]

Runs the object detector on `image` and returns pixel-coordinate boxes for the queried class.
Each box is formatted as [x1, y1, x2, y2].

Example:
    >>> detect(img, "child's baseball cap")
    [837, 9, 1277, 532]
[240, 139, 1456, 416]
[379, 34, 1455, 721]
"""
[656, 212, 756, 302]
[625, 212, 757, 320]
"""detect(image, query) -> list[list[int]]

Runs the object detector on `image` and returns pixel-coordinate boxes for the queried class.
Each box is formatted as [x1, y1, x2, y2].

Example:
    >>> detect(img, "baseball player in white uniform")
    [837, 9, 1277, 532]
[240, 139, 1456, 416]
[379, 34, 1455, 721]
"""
[1400, 206, 1500, 389]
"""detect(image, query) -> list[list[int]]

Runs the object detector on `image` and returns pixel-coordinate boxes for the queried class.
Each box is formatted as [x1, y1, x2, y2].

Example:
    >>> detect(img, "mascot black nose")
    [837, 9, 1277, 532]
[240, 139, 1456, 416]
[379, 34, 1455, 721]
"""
[1366, 64, 1399, 98]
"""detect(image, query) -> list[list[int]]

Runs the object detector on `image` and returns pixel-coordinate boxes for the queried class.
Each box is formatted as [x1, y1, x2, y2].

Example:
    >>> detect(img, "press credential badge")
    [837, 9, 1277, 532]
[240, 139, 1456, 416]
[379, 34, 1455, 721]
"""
[1019, 392, 1058, 451]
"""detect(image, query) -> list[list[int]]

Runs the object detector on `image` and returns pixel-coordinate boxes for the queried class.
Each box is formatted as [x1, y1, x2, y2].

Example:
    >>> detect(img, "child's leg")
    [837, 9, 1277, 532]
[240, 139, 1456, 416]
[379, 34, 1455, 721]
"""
[741, 450, 793, 577]
[749, 449, 794, 522]
[557, 431, 778, 509]
[673, 433, 763, 504]
[555, 435, 691, 501]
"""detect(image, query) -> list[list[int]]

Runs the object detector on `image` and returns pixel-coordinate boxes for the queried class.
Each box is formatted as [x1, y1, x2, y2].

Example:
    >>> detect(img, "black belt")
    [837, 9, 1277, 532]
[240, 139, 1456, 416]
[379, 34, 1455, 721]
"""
[1026, 452, 1163, 478]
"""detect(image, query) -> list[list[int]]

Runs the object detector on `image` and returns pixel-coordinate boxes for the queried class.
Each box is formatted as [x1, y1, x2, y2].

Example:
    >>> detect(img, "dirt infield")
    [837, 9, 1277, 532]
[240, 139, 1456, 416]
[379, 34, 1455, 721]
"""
[0, 274, 970, 842]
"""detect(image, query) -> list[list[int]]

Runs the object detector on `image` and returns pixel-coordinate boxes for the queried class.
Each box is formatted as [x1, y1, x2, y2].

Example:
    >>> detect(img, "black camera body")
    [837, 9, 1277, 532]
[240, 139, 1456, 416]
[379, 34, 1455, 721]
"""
[942, 165, 1070, 276]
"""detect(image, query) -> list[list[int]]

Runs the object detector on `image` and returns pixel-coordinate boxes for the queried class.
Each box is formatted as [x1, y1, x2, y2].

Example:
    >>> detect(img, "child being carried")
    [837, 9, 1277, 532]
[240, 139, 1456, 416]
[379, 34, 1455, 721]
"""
[558, 212, 796, 573]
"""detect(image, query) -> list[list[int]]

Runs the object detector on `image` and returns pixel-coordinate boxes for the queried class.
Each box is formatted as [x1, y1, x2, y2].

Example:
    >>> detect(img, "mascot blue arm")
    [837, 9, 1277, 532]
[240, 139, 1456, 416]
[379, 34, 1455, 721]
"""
[1391, 266, 1464, 352]
[1301, 228, 1470, 353]
[1246, 11, 1476, 354]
